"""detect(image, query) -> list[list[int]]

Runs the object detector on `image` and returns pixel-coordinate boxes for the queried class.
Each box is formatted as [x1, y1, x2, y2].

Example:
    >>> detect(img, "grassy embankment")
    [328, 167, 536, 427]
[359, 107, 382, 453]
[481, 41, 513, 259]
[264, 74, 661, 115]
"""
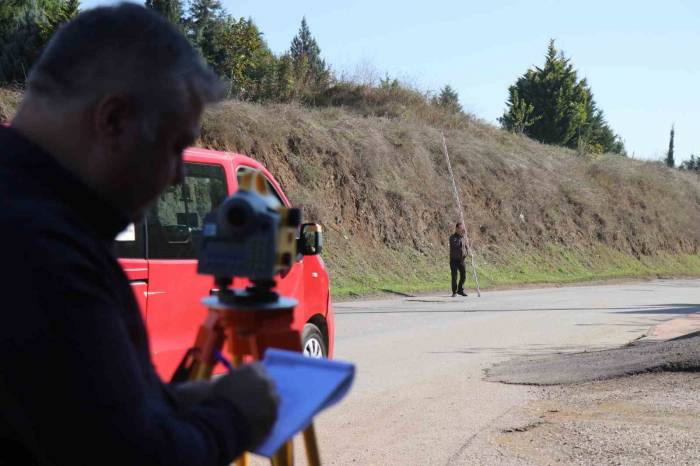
[4, 86, 700, 298]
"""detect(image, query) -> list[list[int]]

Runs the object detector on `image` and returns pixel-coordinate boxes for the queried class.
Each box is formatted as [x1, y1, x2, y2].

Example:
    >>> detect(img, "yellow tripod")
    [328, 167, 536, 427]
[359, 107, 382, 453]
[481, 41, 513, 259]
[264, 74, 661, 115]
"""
[177, 281, 321, 466]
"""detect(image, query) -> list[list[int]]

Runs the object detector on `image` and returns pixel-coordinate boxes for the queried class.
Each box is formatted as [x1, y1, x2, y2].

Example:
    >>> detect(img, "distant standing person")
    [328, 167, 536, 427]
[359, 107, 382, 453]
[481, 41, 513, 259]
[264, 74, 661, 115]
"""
[449, 223, 468, 297]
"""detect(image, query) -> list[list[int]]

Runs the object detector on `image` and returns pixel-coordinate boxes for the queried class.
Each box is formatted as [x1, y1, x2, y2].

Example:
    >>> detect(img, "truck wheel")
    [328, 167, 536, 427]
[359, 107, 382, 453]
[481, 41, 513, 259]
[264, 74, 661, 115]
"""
[302, 323, 327, 358]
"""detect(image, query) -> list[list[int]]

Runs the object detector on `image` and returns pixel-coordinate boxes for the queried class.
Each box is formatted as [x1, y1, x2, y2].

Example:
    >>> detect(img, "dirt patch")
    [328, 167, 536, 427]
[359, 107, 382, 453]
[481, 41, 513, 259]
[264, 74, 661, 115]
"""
[0, 87, 21, 122]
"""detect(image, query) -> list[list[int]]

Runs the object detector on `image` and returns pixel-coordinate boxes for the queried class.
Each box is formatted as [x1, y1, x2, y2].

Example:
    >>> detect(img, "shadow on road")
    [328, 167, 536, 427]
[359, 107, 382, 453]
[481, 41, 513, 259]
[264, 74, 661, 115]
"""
[336, 303, 700, 315]
[379, 289, 416, 298]
[611, 303, 700, 315]
[429, 343, 613, 357]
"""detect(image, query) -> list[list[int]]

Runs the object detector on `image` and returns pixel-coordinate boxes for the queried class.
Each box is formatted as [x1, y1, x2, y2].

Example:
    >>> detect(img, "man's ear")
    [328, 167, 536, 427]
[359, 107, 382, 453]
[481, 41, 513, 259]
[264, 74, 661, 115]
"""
[93, 95, 134, 142]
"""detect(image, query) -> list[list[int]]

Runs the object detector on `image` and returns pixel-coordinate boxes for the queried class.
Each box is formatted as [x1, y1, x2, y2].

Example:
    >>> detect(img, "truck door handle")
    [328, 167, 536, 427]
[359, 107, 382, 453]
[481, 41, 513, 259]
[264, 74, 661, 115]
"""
[311, 272, 319, 279]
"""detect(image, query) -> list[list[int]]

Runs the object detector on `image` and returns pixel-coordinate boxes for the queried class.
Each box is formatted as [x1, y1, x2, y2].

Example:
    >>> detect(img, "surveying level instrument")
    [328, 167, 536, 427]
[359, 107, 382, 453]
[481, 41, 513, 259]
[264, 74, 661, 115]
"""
[173, 170, 321, 466]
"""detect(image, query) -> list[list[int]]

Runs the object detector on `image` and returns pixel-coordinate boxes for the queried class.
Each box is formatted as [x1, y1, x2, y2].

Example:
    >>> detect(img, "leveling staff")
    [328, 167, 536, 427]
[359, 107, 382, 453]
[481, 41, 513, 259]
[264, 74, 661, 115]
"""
[0, 5, 278, 465]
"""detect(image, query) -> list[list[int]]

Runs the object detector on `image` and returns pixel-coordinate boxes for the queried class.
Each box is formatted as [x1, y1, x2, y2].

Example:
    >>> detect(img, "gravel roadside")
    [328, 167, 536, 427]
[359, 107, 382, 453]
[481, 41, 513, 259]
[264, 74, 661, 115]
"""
[454, 336, 700, 465]
[451, 372, 700, 465]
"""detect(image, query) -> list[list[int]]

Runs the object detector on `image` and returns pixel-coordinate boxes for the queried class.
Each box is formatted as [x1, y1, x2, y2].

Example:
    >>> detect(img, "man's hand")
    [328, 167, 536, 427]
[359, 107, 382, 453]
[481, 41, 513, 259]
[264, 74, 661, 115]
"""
[172, 363, 279, 449]
[212, 363, 279, 448]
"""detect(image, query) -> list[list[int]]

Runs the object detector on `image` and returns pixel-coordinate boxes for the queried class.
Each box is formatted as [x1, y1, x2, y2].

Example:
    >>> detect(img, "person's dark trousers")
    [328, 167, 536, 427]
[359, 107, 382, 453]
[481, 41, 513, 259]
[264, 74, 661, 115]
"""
[450, 259, 466, 294]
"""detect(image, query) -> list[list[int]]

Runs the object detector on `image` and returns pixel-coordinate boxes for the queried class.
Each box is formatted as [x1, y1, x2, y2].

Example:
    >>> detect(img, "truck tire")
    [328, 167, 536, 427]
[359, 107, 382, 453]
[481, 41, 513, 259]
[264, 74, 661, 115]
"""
[302, 323, 327, 358]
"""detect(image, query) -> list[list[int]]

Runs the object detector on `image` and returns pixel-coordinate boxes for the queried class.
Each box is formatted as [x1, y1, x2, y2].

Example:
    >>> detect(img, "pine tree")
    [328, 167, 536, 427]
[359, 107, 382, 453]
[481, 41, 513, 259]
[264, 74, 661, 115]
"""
[186, 0, 225, 66]
[0, 0, 81, 84]
[183, 2, 279, 101]
[145, 0, 184, 29]
[379, 73, 399, 90]
[272, 53, 295, 102]
[0, 3, 41, 84]
[679, 155, 699, 171]
[665, 125, 675, 168]
[217, 17, 274, 99]
[40, 0, 80, 40]
[500, 40, 625, 155]
[433, 85, 462, 114]
[289, 17, 329, 91]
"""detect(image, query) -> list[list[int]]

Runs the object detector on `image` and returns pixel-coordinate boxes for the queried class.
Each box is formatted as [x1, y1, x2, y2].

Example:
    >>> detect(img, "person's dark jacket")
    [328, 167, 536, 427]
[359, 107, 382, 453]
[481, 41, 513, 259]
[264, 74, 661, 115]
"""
[449, 233, 466, 261]
[0, 126, 248, 466]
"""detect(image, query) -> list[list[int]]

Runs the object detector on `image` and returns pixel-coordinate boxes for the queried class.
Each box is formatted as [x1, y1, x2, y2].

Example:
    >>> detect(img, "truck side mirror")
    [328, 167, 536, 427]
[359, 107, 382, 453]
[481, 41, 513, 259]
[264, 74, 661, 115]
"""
[299, 223, 323, 256]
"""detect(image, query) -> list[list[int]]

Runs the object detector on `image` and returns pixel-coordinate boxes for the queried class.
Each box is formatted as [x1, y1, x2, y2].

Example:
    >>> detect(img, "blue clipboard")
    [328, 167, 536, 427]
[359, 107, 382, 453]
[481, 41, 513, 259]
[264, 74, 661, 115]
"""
[252, 349, 355, 457]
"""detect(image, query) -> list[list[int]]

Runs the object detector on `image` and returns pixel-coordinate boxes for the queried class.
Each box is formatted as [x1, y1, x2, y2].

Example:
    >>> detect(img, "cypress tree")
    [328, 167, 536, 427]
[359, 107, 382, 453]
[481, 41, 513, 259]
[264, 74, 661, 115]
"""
[500, 40, 625, 155]
[498, 88, 538, 134]
[665, 125, 675, 168]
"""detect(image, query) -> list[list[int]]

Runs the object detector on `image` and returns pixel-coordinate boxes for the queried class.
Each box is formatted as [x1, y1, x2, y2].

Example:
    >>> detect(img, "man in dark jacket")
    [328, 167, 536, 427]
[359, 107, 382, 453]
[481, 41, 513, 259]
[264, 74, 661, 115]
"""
[0, 5, 277, 465]
[449, 223, 469, 297]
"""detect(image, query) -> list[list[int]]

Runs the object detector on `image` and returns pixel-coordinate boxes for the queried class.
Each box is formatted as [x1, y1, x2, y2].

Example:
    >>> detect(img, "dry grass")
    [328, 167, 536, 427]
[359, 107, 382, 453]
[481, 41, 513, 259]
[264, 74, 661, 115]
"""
[200, 98, 700, 295]
[0, 87, 21, 122]
[312, 82, 473, 129]
[4, 87, 700, 296]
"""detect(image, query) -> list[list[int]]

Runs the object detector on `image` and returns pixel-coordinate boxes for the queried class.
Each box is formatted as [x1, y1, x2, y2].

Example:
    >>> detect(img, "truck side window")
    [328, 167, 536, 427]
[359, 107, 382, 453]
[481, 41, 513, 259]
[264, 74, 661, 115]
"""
[236, 166, 287, 207]
[147, 163, 227, 259]
[115, 222, 146, 258]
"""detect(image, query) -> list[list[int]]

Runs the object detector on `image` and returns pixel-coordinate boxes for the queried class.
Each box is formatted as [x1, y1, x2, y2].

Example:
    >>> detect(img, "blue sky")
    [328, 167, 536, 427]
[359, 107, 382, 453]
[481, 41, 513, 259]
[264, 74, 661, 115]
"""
[82, 0, 699, 162]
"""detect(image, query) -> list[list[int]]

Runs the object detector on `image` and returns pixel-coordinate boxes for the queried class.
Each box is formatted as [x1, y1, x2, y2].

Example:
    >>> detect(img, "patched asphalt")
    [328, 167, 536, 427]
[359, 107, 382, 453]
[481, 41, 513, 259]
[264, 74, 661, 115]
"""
[486, 335, 700, 385]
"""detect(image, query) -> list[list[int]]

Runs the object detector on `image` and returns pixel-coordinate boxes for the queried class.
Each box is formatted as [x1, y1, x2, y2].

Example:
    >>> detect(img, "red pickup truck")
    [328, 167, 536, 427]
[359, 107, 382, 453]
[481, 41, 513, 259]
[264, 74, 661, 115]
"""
[116, 147, 334, 380]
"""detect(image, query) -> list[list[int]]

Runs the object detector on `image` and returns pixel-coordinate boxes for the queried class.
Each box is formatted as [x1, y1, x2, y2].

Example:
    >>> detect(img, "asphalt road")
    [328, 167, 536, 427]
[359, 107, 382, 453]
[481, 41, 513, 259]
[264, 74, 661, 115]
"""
[304, 279, 700, 465]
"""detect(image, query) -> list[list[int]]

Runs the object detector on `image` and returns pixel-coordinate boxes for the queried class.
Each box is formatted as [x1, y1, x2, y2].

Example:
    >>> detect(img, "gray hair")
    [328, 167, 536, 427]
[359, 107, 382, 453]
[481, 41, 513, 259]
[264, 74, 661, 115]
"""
[26, 2, 223, 137]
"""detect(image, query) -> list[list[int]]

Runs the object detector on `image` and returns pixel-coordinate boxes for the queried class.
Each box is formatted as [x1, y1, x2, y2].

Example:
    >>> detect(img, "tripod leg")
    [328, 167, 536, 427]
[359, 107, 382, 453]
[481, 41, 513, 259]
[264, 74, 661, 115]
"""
[270, 440, 293, 466]
[303, 424, 321, 466]
[231, 354, 244, 366]
[230, 353, 250, 466]
[284, 441, 293, 464]
[184, 312, 225, 381]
